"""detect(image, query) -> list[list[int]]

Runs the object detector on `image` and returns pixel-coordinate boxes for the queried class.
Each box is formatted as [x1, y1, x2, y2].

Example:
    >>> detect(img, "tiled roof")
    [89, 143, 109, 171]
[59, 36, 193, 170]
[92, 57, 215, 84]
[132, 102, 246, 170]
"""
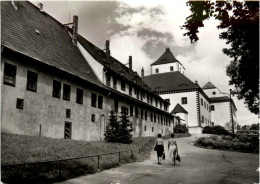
[202, 82, 217, 89]
[151, 48, 181, 66]
[68, 28, 168, 103]
[1, 1, 101, 86]
[210, 96, 230, 102]
[144, 72, 199, 92]
[170, 103, 188, 114]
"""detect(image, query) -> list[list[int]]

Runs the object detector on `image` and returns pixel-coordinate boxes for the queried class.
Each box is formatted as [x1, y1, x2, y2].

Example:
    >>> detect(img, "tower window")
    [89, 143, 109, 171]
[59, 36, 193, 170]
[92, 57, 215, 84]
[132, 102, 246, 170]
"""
[182, 97, 187, 104]
[155, 68, 159, 73]
[170, 66, 174, 71]
[63, 83, 71, 101]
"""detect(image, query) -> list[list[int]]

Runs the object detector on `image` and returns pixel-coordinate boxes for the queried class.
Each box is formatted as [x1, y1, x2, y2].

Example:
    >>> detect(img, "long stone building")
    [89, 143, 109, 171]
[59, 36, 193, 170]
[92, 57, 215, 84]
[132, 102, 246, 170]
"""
[1, 1, 175, 141]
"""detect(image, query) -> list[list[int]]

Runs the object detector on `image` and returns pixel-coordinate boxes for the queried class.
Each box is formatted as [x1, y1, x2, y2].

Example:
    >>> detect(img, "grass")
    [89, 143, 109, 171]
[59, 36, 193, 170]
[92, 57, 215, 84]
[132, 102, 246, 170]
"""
[194, 134, 259, 154]
[1, 132, 155, 183]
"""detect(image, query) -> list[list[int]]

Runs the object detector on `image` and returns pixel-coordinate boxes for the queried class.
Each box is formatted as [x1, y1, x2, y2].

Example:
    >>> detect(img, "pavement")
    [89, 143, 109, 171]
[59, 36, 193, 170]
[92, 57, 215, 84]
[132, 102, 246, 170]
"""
[57, 134, 259, 184]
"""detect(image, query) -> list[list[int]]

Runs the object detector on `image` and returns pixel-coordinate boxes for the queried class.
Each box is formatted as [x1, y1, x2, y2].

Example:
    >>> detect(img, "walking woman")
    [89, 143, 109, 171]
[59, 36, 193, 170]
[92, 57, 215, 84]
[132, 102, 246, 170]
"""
[168, 133, 178, 165]
[155, 134, 164, 165]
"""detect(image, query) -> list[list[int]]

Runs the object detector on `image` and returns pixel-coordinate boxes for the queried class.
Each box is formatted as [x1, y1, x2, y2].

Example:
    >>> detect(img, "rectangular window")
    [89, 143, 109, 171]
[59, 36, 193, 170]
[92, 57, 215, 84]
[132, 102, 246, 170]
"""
[161, 116, 163, 124]
[147, 95, 150, 103]
[26, 71, 38, 92]
[155, 68, 159, 73]
[136, 90, 139, 99]
[170, 66, 174, 71]
[201, 98, 203, 106]
[113, 77, 117, 89]
[160, 101, 162, 109]
[156, 99, 158, 107]
[66, 109, 71, 118]
[144, 126, 146, 131]
[91, 93, 97, 107]
[151, 112, 153, 122]
[135, 107, 138, 118]
[106, 73, 110, 86]
[181, 97, 187, 104]
[63, 83, 71, 101]
[145, 111, 147, 120]
[201, 116, 204, 123]
[211, 105, 215, 111]
[207, 104, 208, 110]
[154, 114, 156, 123]
[204, 102, 206, 108]
[3, 63, 17, 87]
[53, 80, 61, 98]
[98, 95, 103, 109]
[152, 127, 154, 132]
[141, 109, 143, 119]
[130, 106, 133, 116]
[91, 114, 95, 122]
[114, 100, 118, 112]
[129, 85, 132, 96]
[121, 81, 125, 91]
[150, 97, 153, 105]
[76, 88, 83, 104]
[64, 122, 72, 139]
[16, 98, 24, 110]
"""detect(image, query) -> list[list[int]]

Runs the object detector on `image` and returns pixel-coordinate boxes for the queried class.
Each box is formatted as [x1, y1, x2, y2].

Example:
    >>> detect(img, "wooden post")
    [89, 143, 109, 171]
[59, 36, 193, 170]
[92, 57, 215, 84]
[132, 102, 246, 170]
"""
[97, 155, 100, 169]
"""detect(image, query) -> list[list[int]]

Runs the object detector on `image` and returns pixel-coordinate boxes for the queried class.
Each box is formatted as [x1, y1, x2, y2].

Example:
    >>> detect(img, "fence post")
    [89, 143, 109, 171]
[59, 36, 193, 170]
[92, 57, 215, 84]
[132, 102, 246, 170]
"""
[119, 152, 121, 163]
[59, 160, 62, 178]
[97, 155, 100, 169]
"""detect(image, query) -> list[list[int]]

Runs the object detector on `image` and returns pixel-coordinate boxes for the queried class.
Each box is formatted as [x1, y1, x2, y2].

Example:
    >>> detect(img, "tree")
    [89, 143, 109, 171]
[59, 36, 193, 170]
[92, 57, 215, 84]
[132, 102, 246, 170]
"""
[104, 109, 133, 144]
[182, 1, 259, 114]
[249, 123, 259, 130]
[104, 110, 118, 143]
[241, 125, 250, 130]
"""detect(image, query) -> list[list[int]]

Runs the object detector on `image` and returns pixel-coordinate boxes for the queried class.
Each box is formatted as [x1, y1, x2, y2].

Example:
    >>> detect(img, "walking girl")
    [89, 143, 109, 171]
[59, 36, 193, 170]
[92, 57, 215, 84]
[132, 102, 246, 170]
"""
[155, 134, 164, 165]
[168, 133, 178, 165]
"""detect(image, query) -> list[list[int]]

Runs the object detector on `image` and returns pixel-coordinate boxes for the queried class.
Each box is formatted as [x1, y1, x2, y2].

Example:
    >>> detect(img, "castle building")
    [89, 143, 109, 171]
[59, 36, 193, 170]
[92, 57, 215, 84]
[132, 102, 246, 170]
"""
[1, 1, 175, 141]
[144, 48, 237, 133]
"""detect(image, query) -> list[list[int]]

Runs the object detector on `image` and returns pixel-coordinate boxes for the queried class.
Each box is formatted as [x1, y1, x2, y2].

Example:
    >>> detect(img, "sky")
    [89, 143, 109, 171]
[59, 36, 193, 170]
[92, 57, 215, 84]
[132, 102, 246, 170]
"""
[31, 0, 258, 126]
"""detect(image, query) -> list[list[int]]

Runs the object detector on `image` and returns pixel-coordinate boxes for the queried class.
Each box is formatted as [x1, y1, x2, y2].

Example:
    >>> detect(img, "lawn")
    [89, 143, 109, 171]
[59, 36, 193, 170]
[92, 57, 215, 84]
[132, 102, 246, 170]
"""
[1, 132, 155, 183]
[194, 134, 259, 154]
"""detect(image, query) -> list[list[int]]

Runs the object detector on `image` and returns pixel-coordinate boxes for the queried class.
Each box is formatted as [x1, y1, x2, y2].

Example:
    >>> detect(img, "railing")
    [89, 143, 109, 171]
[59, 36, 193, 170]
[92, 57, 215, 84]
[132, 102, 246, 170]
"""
[1, 138, 155, 183]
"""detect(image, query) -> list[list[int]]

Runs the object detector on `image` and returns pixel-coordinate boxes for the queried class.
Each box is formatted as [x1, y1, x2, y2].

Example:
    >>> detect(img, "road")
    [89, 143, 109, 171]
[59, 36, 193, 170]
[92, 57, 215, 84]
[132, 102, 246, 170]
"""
[57, 134, 259, 184]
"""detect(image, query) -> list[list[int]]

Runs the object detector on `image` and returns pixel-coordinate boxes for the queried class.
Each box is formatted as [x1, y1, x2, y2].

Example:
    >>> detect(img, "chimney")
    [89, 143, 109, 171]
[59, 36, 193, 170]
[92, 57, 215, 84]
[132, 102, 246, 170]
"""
[72, 15, 78, 45]
[129, 56, 132, 71]
[195, 80, 198, 85]
[166, 47, 170, 52]
[38, 3, 43, 11]
[105, 40, 110, 61]
[141, 67, 144, 81]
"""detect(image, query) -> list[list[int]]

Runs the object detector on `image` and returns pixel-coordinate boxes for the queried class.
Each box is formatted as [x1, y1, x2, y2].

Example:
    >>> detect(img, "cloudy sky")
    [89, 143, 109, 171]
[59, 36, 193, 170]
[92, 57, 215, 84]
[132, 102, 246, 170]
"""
[32, 0, 258, 126]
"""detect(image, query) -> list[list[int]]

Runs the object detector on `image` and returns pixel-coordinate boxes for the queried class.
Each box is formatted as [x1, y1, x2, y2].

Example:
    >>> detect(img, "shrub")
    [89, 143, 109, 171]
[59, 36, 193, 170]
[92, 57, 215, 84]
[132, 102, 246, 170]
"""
[174, 125, 189, 133]
[202, 125, 230, 135]
[194, 135, 259, 154]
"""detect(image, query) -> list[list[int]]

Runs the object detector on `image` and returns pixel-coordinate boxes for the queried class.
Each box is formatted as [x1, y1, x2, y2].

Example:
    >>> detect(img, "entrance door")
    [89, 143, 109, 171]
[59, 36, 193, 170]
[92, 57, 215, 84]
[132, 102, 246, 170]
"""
[64, 122, 72, 139]
[100, 115, 105, 141]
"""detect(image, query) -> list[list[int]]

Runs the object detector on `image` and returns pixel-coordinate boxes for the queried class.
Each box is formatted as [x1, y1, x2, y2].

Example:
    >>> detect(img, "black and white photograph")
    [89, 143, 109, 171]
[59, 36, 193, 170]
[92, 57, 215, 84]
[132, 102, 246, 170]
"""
[1, 0, 259, 183]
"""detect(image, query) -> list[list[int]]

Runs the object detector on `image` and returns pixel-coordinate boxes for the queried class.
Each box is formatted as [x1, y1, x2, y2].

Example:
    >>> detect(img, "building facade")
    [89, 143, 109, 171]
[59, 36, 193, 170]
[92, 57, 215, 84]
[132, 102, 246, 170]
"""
[144, 48, 237, 133]
[1, 1, 174, 141]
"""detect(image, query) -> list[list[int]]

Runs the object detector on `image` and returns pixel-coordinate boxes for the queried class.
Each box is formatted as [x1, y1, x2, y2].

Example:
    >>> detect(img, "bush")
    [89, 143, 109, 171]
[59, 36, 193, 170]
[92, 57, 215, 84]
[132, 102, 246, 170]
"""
[202, 125, 230, 135]
[174, 125, 189, 133]
[194, 135, 259, 154]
